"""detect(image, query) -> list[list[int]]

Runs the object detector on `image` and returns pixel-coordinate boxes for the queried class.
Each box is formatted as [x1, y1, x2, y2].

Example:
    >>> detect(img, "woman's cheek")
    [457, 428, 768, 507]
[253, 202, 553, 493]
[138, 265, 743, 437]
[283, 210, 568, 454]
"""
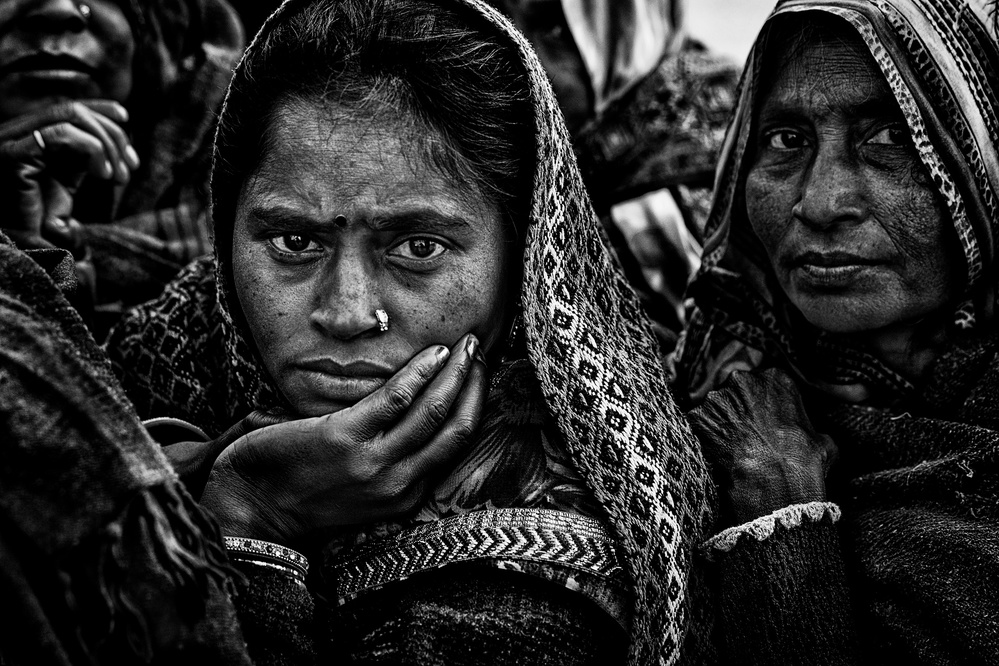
[744, 170, 785, 252]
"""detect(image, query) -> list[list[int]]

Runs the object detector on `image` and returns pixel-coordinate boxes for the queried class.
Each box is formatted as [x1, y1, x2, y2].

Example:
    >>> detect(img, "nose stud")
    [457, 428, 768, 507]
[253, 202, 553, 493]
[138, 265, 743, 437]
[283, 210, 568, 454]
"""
[78, 3, 91, 21]
[375, 309, 389, 333]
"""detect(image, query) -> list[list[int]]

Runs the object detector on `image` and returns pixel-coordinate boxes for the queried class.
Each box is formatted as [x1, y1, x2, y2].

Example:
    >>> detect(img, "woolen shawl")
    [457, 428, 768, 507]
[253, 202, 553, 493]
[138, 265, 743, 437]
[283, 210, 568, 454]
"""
[108, 0, 711, 663]
[0, 232, 251, 663]
[669, 0, 999, 406]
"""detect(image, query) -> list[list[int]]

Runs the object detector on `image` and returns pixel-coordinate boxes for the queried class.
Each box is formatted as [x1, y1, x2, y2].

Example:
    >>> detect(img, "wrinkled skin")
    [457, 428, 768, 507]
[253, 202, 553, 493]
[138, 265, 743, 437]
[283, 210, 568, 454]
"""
[202, 99, 515, 545]
[0, 0, 139, 252]
[745, 25, 959, 378]
[501, 0, 592, 135]
[687, 368, 837, 525]
[691, 23, 960, 525]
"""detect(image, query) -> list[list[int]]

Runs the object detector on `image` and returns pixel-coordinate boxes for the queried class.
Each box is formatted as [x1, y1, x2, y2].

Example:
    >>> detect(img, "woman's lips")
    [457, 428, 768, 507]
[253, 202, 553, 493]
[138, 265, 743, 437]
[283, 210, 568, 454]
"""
[0, 53, 95, 84]
[293, 370, 387, 404]
[788, 251, 882, 289]
[290, 358, 393, 404]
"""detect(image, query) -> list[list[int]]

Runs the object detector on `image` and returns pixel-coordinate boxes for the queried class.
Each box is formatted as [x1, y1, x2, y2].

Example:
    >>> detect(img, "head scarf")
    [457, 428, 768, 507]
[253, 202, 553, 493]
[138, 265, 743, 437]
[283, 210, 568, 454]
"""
[562, 0, 685, 115]
[670, 0, 999, 406]
[109, 0, 710, 663]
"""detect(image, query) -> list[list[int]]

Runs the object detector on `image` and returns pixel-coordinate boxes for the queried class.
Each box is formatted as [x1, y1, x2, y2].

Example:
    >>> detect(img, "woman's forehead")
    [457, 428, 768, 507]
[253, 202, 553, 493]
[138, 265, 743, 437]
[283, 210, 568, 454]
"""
[240, 99, 499, 228]
[758, 29, 895, 119]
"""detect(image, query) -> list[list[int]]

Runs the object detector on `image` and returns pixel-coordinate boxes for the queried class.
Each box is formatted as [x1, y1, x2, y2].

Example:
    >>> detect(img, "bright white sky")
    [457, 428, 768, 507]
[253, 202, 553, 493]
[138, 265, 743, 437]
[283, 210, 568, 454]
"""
[685, 0, 777, 63]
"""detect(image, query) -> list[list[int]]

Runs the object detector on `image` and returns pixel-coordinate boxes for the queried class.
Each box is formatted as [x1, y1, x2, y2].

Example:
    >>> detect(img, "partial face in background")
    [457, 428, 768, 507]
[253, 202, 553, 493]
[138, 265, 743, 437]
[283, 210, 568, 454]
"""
[232, 99, 515, 417]
[502, 0, 592, 135]
[744, 22, 960, 336]
[0, 0, 135, 119]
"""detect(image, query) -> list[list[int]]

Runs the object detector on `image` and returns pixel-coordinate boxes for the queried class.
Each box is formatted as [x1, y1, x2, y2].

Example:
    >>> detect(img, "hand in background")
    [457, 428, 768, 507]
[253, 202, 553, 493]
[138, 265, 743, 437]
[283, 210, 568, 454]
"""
[0, 100, 139, 253]
[687, 367, 838, 526]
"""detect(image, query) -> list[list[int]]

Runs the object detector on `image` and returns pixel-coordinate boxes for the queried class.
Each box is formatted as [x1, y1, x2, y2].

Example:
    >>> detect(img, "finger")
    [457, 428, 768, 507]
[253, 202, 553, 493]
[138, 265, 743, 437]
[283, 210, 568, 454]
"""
[0, 144, 46, 235]
[91, 111, 139, 173]
[36, 122, 116, 181]
[381, 333, 479, 460]
[219, 408, 296, 448]
[47, 102, 128, 182]
[339, 344, 451, 440]
[9, 102, 129, 181]
[403, 354, 487, 480]
[77, 99, 130, 125]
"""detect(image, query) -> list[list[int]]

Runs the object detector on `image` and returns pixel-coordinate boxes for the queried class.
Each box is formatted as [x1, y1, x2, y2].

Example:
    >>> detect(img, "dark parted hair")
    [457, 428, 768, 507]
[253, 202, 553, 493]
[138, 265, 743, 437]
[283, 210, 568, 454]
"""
[210, 0, 536, 245]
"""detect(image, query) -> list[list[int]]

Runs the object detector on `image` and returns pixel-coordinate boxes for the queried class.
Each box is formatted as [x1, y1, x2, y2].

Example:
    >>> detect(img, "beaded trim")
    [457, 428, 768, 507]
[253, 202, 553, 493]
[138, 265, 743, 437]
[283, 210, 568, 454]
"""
[224, 536, 309, 582]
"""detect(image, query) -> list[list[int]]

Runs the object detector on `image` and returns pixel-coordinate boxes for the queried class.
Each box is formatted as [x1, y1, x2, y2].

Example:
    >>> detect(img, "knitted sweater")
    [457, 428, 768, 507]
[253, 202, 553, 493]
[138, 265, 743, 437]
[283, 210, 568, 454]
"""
[690, 333, 999, 666]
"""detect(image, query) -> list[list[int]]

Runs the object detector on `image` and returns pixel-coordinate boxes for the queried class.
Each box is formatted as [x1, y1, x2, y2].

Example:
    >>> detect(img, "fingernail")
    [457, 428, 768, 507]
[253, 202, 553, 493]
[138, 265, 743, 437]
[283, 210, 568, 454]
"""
[474, 349, 488, 369]
[465, 335, 479, 357]
[116, 105, 129, 122]
[125, 145, 139, 166]
[435, 345, 450, 362]
[50, 217, 68, 230]
[103, 160, 112, 176]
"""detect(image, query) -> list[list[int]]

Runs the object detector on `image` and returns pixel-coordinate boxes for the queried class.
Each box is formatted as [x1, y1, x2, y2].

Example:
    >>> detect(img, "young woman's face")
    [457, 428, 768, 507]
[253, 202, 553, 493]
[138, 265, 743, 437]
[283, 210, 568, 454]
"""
[232, 100, 515, 417]
[0, 0, 135, 119]
[744, 24, 960, 336]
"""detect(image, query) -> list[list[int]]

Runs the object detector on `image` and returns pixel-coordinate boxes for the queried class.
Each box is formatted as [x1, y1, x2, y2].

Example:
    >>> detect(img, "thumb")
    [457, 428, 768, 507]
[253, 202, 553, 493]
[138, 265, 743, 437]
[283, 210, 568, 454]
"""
[219, 408, 296, 448]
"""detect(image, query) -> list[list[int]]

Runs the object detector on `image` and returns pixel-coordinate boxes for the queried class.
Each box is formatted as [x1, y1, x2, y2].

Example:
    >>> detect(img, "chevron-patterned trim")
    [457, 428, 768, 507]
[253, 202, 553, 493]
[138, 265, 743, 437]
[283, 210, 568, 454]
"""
[328, 508, 626, 601]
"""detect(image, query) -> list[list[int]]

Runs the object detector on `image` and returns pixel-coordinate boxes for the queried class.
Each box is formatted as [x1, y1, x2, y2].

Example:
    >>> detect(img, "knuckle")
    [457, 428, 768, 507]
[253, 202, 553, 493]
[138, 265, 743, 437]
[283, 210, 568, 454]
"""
[448, 417, 476, 443]
[47, 122, 72, 143]
[347, 455, 381, 484]
[53, 101, 79, 122]
[383, 384, 414, 412]
[424, 399, 450, 425]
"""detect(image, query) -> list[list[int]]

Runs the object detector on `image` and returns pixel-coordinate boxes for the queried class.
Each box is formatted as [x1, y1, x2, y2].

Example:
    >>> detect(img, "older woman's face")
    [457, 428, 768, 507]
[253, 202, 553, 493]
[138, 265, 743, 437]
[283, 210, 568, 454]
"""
[232, 100, 514, 417]
[744, 27, 960, 335]
[0, 0, 135, 119]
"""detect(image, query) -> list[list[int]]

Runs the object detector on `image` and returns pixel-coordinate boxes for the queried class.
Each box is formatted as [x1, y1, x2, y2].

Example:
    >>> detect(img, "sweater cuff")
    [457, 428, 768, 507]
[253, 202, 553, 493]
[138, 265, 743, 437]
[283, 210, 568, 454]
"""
[702, 501, 841, 560]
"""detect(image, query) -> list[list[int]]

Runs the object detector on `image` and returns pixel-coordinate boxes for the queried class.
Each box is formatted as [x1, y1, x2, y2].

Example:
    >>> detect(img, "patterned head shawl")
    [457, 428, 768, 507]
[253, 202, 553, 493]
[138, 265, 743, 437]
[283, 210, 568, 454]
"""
[561, 0, 686, 115]
[110, 0, 710, 663]
[669, 0, 999, 406]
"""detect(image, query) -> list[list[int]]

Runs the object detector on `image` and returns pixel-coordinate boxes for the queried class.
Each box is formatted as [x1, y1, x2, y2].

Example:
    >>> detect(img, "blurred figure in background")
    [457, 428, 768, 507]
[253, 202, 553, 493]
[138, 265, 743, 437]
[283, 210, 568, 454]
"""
[0, 0, 243, 340]
[493, 0, 739, 348]
[228, 0, 281, 38]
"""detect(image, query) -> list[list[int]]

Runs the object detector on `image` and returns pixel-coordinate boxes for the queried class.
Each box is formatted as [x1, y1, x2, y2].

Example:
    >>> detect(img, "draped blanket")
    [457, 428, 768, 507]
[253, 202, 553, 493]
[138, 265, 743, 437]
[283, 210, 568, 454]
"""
[0, 233, 250, 664]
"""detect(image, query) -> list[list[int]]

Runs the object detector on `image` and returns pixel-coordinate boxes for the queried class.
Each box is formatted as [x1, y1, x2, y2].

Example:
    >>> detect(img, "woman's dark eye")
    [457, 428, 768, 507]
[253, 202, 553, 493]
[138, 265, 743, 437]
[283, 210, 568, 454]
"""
[269, 234, 321, 254]
[869, 125, 911, 146]
[390, 238, 447, 261]
[766, 130, 807, 150]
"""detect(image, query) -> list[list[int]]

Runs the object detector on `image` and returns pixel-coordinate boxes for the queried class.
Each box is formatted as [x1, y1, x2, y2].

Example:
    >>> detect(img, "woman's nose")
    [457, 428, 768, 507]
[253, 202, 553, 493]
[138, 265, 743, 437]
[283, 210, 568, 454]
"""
[21, 0, 87, 35]
[792, 144, 867, 230]
[308, 255, 382, 340]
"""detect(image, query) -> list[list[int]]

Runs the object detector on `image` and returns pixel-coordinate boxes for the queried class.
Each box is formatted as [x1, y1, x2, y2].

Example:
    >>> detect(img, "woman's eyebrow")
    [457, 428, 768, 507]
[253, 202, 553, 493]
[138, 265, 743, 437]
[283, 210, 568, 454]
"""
[244, 206, 328, 233]
[369, 208, 472, 232]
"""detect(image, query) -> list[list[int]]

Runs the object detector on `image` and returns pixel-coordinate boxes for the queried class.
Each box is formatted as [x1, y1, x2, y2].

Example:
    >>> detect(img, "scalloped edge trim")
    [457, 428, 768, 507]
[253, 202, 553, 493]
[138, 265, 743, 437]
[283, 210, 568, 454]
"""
[702, 502, 841, 560]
